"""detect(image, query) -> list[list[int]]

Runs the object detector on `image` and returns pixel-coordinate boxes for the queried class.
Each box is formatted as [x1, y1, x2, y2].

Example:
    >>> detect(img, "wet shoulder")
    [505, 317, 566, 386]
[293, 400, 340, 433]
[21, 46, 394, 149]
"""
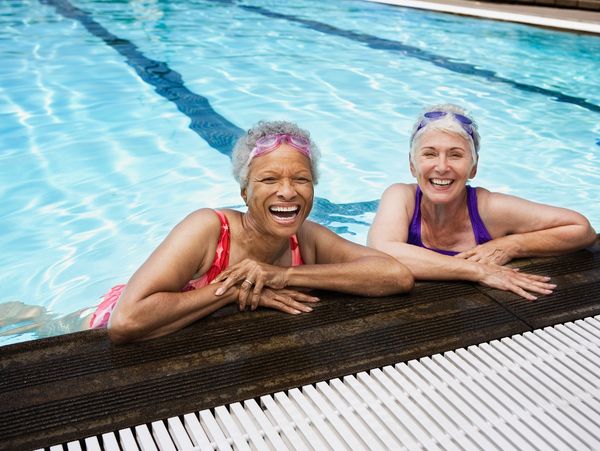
[182, 208, 229, 252]
[474, 187, 516, 235]
[380, 183, 417, 218]
[383, 182, 416, 197]
[184, 208, 232, 277]
[296, 219, 329, 264]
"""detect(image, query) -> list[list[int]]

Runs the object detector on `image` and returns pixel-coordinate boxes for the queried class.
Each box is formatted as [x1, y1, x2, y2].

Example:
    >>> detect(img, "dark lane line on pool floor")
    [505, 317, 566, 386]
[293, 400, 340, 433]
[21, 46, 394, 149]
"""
[239, 4, 600, 114]
[40, 0, 244, 157]
[39, 0, 379, 232]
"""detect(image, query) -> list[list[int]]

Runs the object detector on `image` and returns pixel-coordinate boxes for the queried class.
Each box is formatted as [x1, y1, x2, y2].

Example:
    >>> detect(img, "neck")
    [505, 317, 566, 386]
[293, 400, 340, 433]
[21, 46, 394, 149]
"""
[420, 188, 469, 226]
[239, 211, 291, 263]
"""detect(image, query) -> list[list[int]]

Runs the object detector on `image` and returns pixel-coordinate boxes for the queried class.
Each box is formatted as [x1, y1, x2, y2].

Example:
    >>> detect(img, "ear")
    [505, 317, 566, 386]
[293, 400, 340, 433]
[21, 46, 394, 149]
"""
[469, 163, 478, 179]
[409, 155, 417, 178]
[241, 188, 247, 205]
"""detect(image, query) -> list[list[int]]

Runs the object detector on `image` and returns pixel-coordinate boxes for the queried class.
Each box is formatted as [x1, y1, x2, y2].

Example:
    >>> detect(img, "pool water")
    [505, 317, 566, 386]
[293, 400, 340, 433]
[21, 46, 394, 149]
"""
[1, 0, 599, 345]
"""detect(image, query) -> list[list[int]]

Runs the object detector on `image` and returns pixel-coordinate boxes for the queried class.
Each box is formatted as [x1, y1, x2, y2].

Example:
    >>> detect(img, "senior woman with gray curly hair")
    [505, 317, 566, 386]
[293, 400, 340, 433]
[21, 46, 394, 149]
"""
[368, 103, 596, 301]
[90, 120, 413, 344]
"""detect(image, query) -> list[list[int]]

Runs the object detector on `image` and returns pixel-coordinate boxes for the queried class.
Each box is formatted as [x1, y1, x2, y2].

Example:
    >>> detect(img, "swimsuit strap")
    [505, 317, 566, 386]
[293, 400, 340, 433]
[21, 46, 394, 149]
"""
[289, 234, 304, 266]
[210, 210, 231, 274]
[186, 210, 230, 289]
[466, 186, 492, 245]
[407, 186, 423, 248]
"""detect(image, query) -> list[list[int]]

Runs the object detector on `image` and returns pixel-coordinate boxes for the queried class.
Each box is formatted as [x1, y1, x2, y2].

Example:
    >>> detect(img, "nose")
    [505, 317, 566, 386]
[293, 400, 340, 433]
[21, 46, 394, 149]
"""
[435, 154, 449, 172]
[277, 179, 297, 200]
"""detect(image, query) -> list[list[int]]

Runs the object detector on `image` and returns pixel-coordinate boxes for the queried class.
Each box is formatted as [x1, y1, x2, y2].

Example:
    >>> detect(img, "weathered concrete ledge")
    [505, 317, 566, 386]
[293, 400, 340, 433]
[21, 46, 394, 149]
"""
[1, 239, 599, 451]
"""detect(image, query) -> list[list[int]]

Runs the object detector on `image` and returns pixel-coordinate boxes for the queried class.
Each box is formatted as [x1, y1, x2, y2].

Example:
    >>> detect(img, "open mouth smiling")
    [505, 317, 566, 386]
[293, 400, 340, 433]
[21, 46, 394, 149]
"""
[269, 205, 301, 223]
[430, 178, 453, 187]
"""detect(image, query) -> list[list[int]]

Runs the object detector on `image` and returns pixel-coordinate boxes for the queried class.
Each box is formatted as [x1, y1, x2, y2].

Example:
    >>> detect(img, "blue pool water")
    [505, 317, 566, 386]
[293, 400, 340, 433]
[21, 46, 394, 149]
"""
[1, 0, 599, 345]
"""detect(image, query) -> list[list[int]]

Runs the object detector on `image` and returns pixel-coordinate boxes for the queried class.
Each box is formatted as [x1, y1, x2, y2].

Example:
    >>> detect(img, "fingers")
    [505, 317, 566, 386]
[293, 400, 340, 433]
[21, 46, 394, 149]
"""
[239, 288, 318, 315]
[509, 285, 538, 301]
[250, 274, 265, 312]
[466, 254, 482, 262]
[455, 251, 471, 260]
[214, 274, 239, 296]
[241, 268, 266, 311]
[481, 264, 556, 302]
[211, 268, 232, 285]
[526, 274, 552, 282]
[515, 276, 556, 295]
[267, 300, 303, 315]
[459, 246, 510, 266]
[238, 277, 255, 311]
[264, 294, 313, 314]
[213, 260, 253, 294]
[288, 292, 320, 303]
[508, 273, 556, 300]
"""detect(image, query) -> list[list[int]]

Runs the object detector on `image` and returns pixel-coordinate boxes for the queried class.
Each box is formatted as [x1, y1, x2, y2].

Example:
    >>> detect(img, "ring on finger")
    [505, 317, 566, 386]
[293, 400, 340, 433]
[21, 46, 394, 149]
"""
[242, 279, 254, 287]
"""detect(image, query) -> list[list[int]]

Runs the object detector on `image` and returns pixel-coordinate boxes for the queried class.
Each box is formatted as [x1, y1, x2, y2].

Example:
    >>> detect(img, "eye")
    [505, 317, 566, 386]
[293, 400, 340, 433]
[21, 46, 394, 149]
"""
[260, 177, 278, 184]
[449, 151, 465, 159]
[294, 176, 311, 184]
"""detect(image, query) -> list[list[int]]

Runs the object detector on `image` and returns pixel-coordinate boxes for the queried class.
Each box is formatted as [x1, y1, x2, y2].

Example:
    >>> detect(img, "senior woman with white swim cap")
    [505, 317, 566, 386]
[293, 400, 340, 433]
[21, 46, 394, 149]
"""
[91, 120, 413, 344]
[368, 103, 596, 300]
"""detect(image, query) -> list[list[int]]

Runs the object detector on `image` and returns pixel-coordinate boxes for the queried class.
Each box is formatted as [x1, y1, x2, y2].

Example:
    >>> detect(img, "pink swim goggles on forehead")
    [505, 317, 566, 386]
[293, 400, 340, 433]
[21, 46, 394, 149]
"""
[248, 134, 312, 161]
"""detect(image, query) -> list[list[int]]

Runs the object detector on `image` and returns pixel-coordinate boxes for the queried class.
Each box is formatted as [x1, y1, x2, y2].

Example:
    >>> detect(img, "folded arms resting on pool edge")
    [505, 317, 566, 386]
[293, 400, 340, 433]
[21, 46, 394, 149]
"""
[93, 111, 595, 344]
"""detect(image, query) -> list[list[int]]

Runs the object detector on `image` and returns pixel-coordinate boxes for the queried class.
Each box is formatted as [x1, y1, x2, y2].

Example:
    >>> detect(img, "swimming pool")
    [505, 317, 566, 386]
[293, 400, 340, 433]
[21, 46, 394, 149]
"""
[1, 0, 599, 345]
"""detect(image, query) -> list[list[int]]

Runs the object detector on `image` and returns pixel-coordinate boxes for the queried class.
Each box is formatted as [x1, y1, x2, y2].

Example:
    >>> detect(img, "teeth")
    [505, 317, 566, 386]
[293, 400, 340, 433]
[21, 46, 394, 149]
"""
[270, 206, 299, 212]
[431, 179, 452, 186]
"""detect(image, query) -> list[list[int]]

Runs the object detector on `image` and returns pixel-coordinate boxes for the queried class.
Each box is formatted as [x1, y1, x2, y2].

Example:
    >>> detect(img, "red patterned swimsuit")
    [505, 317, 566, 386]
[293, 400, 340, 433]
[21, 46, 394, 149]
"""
[89, 210, 304, 328]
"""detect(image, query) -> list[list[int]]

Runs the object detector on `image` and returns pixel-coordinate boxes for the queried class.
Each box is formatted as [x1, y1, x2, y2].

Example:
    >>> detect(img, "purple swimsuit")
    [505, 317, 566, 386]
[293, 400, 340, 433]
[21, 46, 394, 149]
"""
[407, 185, 492, 256]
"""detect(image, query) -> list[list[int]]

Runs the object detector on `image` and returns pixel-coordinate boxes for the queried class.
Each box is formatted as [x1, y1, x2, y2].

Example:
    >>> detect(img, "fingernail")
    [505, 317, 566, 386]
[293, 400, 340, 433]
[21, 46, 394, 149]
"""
[215, 287, 224, 295]
[306, 307, 313, 312]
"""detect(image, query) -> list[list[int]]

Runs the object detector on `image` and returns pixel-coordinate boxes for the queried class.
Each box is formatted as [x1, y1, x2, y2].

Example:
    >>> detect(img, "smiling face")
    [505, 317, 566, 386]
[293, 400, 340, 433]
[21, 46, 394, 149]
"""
[242, 144, 314, 238]
[410, 129, 477, 204]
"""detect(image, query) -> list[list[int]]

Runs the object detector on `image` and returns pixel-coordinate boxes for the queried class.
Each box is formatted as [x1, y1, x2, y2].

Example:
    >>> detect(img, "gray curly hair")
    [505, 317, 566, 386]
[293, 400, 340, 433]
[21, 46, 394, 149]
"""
[232, 120, 320, 188]
[409, 103, 480, 166]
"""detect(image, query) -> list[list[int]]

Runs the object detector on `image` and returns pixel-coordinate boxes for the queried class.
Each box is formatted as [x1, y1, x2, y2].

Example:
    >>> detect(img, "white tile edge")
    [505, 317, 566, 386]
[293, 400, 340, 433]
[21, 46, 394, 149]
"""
[366, 0, 600, 34]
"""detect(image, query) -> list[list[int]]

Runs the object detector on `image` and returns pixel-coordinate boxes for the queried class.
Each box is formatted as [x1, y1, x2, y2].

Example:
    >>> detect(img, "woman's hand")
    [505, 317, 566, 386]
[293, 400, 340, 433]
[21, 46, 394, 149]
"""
[455, 239, 515, 265]
[477, 263, 556, 301]
[257, 288, 319, 314]
[211, 258, 290, 310]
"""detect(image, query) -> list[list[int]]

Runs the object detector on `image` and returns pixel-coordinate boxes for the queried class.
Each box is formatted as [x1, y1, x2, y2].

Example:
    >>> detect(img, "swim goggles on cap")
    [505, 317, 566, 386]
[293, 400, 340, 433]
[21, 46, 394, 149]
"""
[413, 111, 475, 139]
[248, 134, 312, 161]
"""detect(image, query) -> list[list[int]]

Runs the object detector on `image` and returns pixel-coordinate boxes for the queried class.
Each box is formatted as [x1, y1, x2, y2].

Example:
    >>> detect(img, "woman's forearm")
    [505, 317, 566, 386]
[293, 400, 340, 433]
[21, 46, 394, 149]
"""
[108, 284, 237, 344]
[500, 224, 597, 259]
[373, 241, 485, 282]
[285, 256, 414, 296]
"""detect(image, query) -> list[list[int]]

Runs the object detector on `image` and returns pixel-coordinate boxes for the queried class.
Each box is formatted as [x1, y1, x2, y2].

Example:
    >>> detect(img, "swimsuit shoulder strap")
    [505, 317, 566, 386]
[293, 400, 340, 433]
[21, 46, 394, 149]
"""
[186, 210, 231, 289]
[211, 210, 231, 272]
[407, 185, 424, 247]
[466, 186, 492, 245]
[289, 235, 304, 266]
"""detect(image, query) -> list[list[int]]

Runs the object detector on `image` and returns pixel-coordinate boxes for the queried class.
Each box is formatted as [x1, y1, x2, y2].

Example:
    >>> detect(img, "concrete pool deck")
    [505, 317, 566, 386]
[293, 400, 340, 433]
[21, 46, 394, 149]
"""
[1, 237, 599, 450]
[369, 0, 600, 33]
